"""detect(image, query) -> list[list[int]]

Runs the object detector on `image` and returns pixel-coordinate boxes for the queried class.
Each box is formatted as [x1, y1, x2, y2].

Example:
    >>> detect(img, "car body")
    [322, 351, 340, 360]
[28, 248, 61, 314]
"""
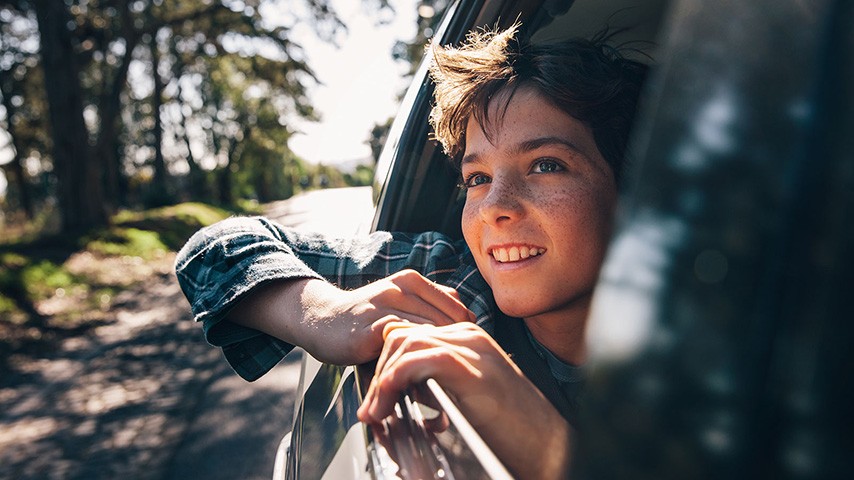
[279, 0, 854, 478]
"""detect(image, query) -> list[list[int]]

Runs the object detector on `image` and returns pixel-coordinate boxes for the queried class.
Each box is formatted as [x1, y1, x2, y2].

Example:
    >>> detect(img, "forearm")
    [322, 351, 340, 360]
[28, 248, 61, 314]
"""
[223, 277, 356, 363]
[177, 217, 473, 370]
[223, 278, 312, 344]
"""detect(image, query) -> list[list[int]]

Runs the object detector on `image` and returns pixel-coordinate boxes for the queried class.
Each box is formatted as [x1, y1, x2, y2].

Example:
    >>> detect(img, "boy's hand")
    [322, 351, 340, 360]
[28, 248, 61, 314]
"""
[227, 269, 475, 366]
[356, 321, 572, 479]
[304, 269, 476, 364]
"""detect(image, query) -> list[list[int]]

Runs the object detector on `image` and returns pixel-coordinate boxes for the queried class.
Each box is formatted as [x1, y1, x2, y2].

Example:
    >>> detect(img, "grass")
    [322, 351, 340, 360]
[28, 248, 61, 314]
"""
[0, 202, 232, 353]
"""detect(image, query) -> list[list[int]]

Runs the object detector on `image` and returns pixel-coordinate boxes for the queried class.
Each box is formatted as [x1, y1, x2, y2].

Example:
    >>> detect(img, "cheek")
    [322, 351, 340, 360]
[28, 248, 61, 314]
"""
[461, 201, 476, 240]
[461, 201, 482, 257]
[461, 201, 493, 276]
[542, 184, 616, 241]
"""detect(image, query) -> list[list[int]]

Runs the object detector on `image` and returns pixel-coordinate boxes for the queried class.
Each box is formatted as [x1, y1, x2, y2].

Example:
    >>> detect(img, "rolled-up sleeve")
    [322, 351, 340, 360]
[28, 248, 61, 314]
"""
[174, 215, 478, 380]
[174, 217, 326, 379]
[175, 217, 323, 331]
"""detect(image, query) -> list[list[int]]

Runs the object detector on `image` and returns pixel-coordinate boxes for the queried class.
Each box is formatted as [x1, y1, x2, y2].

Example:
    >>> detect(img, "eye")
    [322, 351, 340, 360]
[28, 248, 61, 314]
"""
[462, 172, 492, 188]
[531, 159, 564, 174]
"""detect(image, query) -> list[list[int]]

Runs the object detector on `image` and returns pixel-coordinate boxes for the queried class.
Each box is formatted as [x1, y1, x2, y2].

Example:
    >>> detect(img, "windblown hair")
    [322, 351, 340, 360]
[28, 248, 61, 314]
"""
[428, 24, 648, 181]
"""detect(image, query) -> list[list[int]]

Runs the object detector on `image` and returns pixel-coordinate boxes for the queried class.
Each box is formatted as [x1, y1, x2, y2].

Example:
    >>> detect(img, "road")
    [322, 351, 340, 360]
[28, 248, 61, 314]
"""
[0, 187, 375, 480]
[162, 186, 375, 479]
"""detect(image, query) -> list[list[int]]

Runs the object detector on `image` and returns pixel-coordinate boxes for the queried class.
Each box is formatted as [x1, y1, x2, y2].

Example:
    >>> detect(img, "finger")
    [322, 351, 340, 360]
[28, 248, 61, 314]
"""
[392, 297, 457, 326]
[433, 284, 477, 323]
[392, 270, 475, 324]
[376, 323, 483, 376]
[423, 410, 451, 433]
[438, 286, 477, 323]
[412, 383, 451, 433]
[381, 320, 416, 341]
[374, 326, 447, 383]
[376, 322, 491, 379]
[359, 347, 479, 424]
[363, 314, 449, 365]
[360, 347, 470, 424]
[371, 285, 456, 326]
[434, 283, 463, 303]
[367, 323, 490, 408]
[361, 320, 409, 404]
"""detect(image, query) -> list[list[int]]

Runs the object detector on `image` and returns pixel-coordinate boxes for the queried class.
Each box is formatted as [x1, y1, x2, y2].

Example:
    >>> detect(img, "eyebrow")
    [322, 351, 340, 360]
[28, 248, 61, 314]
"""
[460, 135, 590, 166]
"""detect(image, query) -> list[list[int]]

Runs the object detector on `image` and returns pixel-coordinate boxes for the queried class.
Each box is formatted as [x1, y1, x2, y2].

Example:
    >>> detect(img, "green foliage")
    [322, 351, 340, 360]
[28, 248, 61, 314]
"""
[367, 117, 394, 163]
[83, 228, 169, 259]
[392, 1, 452, 75]
[20, 261, 75, 299]
[0, 294, 16, 318]
[1, 0, 397, 228]
[1, 252, 78, 318]
[0, 201, 233, 330]
[111, 202, 232, 250]
[344, 165, 376, 187]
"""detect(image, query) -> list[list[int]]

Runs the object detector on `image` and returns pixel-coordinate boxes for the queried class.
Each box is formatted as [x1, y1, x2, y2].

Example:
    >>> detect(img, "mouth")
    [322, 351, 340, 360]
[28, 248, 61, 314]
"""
[488, 244, 546, 263]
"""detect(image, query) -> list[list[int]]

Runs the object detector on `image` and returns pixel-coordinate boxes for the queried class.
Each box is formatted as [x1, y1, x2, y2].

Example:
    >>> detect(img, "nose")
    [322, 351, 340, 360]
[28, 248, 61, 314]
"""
[478, 176, 525, 225]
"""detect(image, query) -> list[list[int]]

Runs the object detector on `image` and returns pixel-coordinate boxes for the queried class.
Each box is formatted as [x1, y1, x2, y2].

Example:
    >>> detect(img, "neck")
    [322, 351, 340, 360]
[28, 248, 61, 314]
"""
[524, 296, 590, 365]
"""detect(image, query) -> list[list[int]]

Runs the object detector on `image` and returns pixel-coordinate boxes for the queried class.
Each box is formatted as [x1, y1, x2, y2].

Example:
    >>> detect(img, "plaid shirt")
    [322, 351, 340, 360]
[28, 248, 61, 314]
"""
[174, 216, 498, 381]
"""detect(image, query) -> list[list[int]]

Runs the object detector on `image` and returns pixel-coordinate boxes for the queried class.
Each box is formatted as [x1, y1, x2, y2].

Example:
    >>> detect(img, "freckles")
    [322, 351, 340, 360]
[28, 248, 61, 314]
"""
[539, 186, 580, 218]
[461, 207, 478, 239]
[537, 184, 611, 241]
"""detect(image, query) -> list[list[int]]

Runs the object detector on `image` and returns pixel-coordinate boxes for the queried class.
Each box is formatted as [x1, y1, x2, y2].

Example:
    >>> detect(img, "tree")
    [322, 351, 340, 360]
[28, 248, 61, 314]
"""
[3, 0, 397, 230]
[367, 1, 450, 164]
[367, 116, 393, 164]
[32, 0, 108, 231]
[391, 0, 451, 75]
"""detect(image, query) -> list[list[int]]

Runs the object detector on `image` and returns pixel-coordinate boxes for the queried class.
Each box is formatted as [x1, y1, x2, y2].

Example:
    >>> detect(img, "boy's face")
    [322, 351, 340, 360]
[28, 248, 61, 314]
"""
[461, 87, 617, 323]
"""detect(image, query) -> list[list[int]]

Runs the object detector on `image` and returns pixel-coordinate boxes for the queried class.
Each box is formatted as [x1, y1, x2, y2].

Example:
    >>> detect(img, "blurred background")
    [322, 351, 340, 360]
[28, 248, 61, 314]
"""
[0, 0, 450, 478]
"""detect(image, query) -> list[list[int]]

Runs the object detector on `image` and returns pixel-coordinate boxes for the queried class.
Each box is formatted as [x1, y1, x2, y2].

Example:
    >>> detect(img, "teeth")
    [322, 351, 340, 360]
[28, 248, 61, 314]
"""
[492, 246, 544, 263]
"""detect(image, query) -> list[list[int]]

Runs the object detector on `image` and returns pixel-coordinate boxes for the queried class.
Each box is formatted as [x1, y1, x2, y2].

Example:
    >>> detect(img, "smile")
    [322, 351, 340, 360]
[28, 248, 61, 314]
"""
[489, 245, 546, 263]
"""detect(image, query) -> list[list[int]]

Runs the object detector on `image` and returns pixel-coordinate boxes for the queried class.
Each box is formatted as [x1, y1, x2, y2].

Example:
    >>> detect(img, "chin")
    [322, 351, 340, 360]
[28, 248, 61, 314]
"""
[494, 296, 539, 319]
[493, 287, 593, 321]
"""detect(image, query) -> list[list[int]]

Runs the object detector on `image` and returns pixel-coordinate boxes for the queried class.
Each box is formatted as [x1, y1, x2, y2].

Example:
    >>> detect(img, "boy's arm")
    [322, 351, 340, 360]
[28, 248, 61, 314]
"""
[223, 270, 475, 366]
[176, 216, 473, 369]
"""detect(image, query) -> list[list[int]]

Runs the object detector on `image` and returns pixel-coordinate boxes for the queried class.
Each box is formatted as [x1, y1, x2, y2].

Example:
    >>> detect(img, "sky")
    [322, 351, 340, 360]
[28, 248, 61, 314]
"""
[281, 0, 419, 166]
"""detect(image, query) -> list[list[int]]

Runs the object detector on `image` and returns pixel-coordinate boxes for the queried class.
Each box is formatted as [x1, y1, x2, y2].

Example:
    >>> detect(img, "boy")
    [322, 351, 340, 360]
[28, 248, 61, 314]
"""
[176, 24, 646, 479]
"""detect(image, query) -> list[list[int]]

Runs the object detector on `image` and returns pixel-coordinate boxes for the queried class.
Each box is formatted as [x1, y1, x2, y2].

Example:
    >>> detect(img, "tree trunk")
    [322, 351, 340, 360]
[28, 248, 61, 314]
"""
[177, 97, 207, 200]
[94, 35, 137, 211]
[147, 34, 170, 206]
[95, 0, 139, 211]
[33, 0, 107, 232]
[169, 37, 207, 201]
[216, 123, 251, 205]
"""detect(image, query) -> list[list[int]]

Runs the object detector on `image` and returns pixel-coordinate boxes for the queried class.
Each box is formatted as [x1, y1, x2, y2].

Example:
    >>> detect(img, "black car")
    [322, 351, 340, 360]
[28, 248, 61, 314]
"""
[279, 0, 854, 478]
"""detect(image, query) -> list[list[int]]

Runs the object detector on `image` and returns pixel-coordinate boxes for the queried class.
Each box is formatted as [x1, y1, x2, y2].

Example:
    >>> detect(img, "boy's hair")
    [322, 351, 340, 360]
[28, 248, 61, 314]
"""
[428, 24, 648, 181]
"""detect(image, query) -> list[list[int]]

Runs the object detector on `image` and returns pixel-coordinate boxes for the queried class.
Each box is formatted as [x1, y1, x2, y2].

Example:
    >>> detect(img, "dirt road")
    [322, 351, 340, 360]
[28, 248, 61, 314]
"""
[0, 187, 374, 480]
